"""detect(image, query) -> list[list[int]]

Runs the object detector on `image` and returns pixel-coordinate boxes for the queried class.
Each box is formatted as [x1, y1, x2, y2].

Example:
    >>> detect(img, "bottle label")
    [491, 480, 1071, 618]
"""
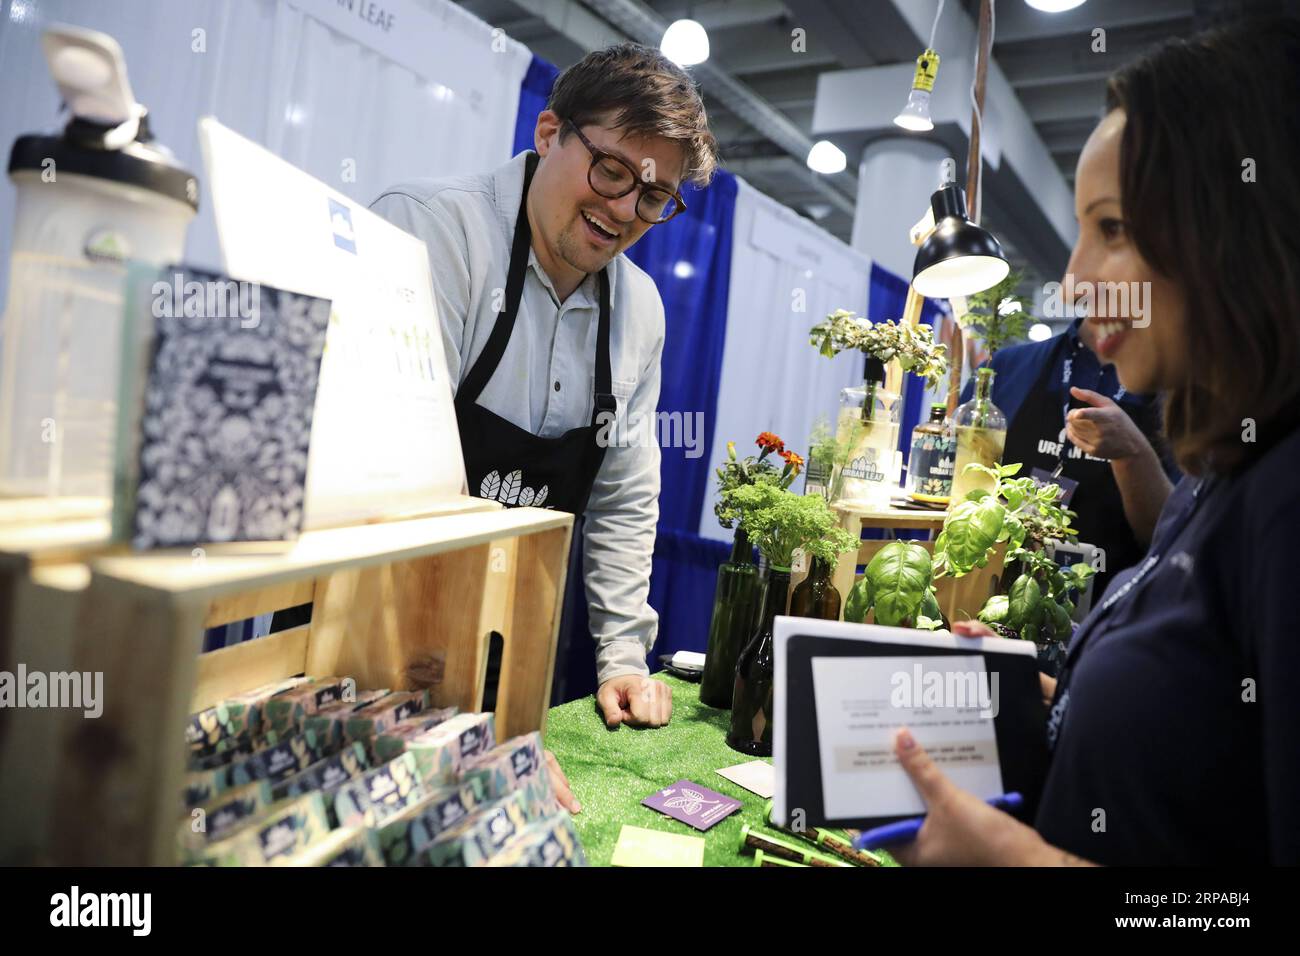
[843, 448, 886, 483]
[909, 433, 956, 496]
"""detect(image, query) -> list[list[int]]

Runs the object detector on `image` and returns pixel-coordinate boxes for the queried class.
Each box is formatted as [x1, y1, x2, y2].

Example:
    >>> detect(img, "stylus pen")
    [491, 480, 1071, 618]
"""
[851, 792, 1024, 850]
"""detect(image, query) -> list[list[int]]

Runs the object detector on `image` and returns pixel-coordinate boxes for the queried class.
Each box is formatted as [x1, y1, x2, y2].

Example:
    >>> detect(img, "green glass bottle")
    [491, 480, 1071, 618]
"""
[788, 556, 841, 621]
[727, 567, 790, 756]
[699, 529, 766, 709]
[950, 367, 1007, 503]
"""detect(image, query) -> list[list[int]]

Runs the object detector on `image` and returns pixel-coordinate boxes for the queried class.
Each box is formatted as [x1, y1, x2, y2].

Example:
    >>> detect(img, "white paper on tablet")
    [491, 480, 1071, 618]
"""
[810, 655, 1004, 819]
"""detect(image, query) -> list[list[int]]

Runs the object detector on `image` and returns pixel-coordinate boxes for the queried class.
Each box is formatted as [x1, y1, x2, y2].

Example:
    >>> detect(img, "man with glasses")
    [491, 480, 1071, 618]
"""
[372, 44, 719, 787]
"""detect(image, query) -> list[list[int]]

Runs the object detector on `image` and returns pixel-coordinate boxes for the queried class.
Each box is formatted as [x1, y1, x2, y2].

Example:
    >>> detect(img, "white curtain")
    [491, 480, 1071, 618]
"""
[0, 0, 531, 304]
[698, 178, 872, 542]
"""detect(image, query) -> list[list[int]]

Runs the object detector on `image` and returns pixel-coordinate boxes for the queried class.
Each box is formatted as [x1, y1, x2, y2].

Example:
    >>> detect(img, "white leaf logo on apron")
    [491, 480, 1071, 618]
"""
[518, 487, 535, 506]
[479, 470, 502, 499]
[501, 470, 522, 504]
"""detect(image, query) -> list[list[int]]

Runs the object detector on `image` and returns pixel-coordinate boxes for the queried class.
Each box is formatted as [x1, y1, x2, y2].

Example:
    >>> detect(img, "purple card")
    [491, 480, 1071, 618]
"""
[642, 780, 742, 831]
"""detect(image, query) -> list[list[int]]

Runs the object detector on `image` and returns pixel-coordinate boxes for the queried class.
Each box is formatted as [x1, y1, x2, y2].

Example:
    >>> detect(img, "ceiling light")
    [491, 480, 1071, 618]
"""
[1024, 0, 1087, 12]
[894, 48, 939, 132]
[806, 140, 847, 174]
[661, 19, 709, 66]
[1028, 322, 1052, 341]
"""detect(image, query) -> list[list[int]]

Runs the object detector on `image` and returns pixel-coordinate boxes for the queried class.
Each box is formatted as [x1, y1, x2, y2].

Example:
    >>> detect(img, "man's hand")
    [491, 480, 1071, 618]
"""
[889, 728, 1054, 867]
[1065, 387, 1147, 460]
[596, 675, 673, 728]
[544, 749, 581, 814]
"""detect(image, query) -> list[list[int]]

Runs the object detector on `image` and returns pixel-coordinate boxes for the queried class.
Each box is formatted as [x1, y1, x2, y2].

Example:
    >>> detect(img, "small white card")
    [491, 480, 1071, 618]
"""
[715, 760, 775, 798]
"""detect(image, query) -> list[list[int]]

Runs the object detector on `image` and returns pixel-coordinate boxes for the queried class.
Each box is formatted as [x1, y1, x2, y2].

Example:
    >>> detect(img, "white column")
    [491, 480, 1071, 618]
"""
[850, 137, 952, 279]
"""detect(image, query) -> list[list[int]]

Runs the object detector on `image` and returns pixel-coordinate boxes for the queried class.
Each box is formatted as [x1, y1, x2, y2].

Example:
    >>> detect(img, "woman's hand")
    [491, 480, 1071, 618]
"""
[1065, 387, 1147, 460]
[889, 728, 1055, 866]
[544, 749, 581, 814]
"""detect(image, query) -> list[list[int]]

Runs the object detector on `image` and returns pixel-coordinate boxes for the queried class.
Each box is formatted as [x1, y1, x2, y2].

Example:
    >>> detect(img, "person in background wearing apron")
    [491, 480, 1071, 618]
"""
[959, 315, 1177, 601]
[886, 18, 1300, 865]
[372, 44, 720, 808]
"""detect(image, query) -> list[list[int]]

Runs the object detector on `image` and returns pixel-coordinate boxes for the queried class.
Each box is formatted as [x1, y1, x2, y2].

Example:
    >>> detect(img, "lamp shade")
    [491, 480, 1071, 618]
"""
[911, 184, 1009, 299]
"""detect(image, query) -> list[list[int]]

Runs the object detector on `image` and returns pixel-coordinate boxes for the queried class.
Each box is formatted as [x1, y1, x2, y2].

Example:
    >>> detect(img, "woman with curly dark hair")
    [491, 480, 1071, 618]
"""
[890, 16, 1300, 866]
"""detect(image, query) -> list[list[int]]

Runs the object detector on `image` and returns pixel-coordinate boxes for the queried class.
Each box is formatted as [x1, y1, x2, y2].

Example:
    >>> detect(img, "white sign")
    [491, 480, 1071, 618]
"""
[199, 118, 465, 527]
[287, 0, 490, 91]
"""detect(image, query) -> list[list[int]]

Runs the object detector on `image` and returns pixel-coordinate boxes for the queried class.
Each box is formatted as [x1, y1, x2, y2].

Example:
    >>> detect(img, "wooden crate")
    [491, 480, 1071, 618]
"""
[0, 497, 573, 865]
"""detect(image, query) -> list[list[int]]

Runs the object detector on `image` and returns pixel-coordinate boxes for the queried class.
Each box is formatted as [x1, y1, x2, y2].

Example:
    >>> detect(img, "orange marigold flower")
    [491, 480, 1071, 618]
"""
[781, 451, 805, 470]
[756, 431, 784, 453]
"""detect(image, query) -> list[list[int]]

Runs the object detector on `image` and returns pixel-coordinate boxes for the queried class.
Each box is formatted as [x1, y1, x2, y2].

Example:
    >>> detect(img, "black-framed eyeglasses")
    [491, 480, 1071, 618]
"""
[565, 120, 686, 225]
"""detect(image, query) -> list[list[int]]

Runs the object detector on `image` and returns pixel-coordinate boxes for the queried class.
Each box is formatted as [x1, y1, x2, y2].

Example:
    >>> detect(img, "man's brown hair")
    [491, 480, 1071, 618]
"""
[1105, 17, 1300, 476]
[546, 42, 720, 187]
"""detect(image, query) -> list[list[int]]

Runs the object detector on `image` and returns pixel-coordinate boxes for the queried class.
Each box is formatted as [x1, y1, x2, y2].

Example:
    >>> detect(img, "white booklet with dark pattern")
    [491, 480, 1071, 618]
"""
[114, 265, 330, 549]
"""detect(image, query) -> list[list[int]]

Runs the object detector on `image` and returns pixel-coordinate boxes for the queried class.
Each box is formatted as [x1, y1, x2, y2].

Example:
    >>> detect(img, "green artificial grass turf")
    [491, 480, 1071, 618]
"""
[543, 673, 896, 868]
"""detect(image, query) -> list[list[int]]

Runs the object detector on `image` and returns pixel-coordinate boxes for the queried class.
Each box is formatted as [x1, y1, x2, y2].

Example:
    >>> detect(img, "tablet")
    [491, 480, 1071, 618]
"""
[773, 616, 1049, 831]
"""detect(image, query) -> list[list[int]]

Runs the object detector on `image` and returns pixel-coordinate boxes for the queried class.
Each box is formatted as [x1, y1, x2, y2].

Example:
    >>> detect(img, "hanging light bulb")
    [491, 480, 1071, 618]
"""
[1025, 0, 1087, 12]
[661, 18, 709, 66]
[1028, 322, 1053, 341]
[806, 140, 847, 174]
[912, 183, 1010, 298]
[894, 48, 940, 132]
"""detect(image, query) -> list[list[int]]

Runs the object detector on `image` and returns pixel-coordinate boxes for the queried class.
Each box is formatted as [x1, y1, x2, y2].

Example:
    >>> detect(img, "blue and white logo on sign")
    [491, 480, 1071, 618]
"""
[329, 198, 357, 254]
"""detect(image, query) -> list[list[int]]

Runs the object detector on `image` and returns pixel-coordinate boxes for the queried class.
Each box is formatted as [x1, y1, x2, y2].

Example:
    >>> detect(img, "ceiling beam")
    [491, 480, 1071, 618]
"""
[992, 0, 1195, 44]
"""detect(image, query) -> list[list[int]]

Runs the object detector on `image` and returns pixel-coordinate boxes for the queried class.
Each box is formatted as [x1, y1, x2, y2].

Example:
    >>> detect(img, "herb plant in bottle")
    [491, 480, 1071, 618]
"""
[702, 434, 802, 708]
[809, 310, 948, 510]
[721, 482, 857, 754]
[950, 367, 1007, 503]
[699, 528, 766, 708]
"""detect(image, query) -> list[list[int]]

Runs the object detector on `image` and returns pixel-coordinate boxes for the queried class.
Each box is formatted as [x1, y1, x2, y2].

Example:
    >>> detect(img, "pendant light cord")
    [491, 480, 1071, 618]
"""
[928, 0, 946, 51]
[968, 0, 995, 222]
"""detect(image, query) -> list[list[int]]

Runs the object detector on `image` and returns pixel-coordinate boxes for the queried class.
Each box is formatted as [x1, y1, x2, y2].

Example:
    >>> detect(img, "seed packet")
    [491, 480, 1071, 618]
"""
[177, 781, 275, 860]
[423, 791, 529, 867]
[373, 782, 484, 866]
[271, 827, 384, 867]
[227, 733, 318, 788]
[300, 688, 389, 752]
[332, 752, 426, 828]
[461, 732, 559, 820]
[488, 813, 587, 867]
[371, 706, 460, 763]
[192, 792, 330, 866]
[343, 690, 431, 743]
[265, 740, 369, 802]
[185, 676, 313, 755]
[401, 711, 496, 786]
[263, 677, 353, 735]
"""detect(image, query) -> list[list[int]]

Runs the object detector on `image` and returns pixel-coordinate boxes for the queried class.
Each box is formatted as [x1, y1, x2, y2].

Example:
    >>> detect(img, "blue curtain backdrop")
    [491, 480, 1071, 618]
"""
[512, 56, 739, 702]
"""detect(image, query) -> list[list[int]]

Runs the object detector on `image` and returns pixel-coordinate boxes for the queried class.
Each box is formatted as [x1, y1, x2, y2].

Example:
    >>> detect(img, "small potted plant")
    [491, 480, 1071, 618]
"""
[721, 481, 857, 754]
[809, 309, 948, 511]
[699, 433, 803, 708]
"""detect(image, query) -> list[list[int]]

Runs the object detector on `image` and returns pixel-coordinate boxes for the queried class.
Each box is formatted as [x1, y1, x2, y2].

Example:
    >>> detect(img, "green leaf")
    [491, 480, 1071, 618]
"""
[917, 589, 944, 630]
[915, 615, 943, 631]
[865, 541, 932, 627]
[998, 463, 1022, 477]
[844, 575, 873, 624]
[1046, 599, 1073, 641]
[941, 496, 1005, 575]
[977, 594, 1009, 624]
[1007, 574, 1043, 629]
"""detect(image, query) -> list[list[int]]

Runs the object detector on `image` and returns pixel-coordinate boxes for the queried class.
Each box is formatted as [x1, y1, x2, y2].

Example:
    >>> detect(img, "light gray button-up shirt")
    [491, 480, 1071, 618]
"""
[371, 151, 662, 685]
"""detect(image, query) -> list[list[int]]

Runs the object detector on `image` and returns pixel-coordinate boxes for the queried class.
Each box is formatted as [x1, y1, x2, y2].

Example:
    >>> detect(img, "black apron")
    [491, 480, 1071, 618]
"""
[454, 152, 616, 517]
[1001, 335, 1148, 600]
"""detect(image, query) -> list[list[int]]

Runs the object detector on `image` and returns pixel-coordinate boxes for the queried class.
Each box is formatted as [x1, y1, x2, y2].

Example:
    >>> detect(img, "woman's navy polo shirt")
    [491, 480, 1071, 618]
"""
[1033, 424, 1300, 864]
